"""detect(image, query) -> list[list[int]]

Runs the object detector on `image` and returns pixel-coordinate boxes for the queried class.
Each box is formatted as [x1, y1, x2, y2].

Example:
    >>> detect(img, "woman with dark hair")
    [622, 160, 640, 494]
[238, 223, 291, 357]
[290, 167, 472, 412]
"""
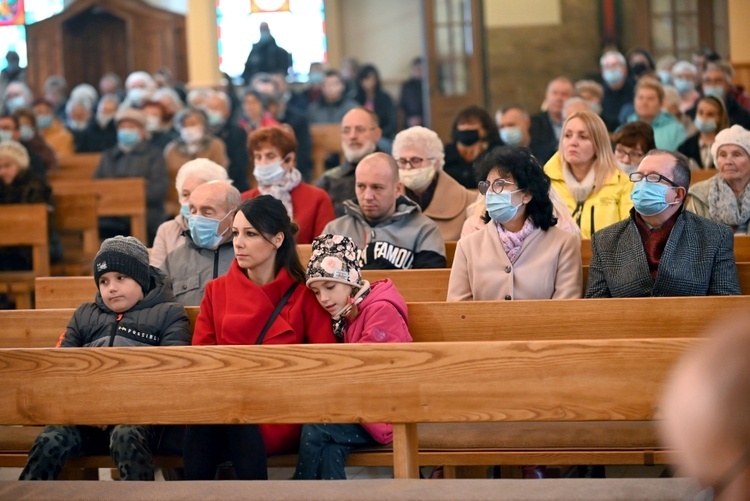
[443, 105, 501, 189]
[448, 146, 582, 301]
[612, 121, 656, 175]
[183, 195, 336, 480]
[353, 64, 397, 140]
[678, 95, 730, 170]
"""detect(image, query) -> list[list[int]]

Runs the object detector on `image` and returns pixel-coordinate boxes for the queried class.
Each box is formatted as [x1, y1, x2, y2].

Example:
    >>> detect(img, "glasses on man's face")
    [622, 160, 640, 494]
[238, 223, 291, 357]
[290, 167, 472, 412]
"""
[395, 157, 433, 169]
[478, 178, 517, 195]
[340, 126, 375, 135]
[629, 171, 679, 188]
[614, 146, 645, 163]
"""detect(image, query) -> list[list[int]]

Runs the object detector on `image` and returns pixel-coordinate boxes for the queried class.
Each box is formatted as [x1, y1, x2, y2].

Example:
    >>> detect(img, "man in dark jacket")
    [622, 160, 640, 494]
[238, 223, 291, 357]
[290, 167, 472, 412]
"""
[600, 51, 636, 132]
[529, 77, 574, 153]
[242, 23, 292, 84]
[93, 108, 168, 244]
[586, 150, 741, 298]
[205, 91, 250, 191]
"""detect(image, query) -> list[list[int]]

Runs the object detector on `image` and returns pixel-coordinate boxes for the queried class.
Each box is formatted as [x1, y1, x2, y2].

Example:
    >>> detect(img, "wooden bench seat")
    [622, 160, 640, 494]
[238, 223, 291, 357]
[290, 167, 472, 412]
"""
[0, 478, 700, 500]
[0, 339, 696, 479]
[34, 263, 750, 308]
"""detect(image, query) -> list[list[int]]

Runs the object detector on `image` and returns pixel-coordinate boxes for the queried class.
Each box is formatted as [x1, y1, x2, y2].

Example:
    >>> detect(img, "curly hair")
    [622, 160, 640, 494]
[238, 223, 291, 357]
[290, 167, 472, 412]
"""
[474, 146, 557, 230]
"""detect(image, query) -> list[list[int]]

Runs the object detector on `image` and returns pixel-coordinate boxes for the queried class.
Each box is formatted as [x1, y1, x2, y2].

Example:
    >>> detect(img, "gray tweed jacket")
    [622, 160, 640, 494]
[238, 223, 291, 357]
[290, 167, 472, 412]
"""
[585, 208, 741, 297]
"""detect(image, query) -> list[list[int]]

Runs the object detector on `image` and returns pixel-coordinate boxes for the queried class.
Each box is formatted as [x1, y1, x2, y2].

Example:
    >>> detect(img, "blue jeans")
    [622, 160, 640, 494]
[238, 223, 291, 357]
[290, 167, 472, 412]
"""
[293, 423, 376, 480]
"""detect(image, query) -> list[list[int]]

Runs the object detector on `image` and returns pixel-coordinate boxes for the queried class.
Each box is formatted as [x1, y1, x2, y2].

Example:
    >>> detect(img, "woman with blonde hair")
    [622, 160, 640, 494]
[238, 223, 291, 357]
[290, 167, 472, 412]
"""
[544, 110, 632, 238]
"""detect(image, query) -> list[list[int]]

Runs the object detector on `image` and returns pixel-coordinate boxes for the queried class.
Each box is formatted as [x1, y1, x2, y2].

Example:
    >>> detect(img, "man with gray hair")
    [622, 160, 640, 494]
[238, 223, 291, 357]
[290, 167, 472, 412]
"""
[161, 180, 242, 306]
[585, 149, 740, 297]
[317, 107, 382, 216]
[323, 152, 445, 269]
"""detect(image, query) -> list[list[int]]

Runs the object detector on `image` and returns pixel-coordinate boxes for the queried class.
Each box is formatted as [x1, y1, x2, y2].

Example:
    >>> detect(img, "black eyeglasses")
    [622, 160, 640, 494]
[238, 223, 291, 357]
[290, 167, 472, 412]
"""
[478, 179, 517, 195]
[629, 172, 679, 188]
[395, 157, 433, 169]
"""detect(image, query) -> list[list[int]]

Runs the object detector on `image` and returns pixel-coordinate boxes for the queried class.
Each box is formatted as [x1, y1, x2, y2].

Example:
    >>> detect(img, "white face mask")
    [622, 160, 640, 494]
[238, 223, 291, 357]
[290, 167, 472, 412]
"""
[399, 166, 436, 192]
[145, 115, 161, 132]
[254, 160, 286, 185]
[180, 126, 203, 144]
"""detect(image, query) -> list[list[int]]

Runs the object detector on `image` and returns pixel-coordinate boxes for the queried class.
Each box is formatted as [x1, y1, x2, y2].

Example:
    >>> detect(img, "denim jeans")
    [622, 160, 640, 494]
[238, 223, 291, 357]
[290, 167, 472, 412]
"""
[293, 423, 376, 480]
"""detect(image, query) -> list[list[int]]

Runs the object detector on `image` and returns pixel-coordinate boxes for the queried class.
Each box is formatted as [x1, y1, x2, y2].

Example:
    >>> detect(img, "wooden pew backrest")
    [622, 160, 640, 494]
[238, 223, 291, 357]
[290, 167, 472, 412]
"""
[0, 204, 49, 308]
[50, 178, 147, 243]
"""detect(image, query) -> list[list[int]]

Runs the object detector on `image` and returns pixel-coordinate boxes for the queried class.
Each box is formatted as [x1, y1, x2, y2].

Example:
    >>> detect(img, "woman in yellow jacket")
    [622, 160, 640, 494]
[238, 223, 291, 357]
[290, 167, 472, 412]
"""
[544, 110, 632, 239]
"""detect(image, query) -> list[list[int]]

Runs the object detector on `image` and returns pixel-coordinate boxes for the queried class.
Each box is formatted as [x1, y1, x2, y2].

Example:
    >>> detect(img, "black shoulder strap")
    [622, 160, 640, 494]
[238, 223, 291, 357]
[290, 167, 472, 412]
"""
[255, 282, 299, 345]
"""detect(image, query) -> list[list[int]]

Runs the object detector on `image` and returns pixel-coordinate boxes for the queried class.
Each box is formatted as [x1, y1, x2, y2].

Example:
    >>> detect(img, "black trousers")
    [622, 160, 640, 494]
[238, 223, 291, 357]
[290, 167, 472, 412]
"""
[183, 424, 268, 480]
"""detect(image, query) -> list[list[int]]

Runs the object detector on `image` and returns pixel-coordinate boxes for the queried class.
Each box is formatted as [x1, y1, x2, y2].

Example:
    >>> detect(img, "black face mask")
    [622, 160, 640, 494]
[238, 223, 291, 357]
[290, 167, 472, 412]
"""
[631, 62, 649, 78]
[456, 129, 480, 146]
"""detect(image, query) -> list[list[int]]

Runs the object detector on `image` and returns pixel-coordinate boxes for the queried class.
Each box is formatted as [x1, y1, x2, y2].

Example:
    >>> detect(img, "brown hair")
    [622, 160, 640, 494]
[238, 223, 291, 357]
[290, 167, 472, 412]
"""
[612, 122, 656, 154]
[248, 126, 298, 157]
[635, 77, 665, 104]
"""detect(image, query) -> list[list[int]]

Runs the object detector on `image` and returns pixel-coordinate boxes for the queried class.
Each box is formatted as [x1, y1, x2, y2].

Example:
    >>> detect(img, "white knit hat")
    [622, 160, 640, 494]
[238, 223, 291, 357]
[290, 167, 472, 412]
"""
[712, 125, 750, 163]
[0, 140, 30, 169]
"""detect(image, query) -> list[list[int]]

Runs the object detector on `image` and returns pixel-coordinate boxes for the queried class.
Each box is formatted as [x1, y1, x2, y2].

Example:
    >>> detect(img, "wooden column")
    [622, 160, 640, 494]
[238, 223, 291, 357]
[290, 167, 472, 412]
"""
[186, 0, 222, 88]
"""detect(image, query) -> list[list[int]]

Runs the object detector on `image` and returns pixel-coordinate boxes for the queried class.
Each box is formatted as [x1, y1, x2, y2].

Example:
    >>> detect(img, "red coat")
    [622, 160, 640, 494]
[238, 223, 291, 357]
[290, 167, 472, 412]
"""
[193, 261, 336, 454]
[241, 183, 335, 244]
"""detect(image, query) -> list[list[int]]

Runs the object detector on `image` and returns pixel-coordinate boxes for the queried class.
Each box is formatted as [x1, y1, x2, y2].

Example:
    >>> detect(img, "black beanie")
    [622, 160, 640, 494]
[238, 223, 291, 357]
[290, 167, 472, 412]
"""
[93, 236, 151, 293]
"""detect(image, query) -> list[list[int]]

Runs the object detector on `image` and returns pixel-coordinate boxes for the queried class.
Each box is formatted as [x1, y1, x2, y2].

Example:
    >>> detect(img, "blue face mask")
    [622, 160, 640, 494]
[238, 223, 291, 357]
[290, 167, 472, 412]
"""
[485, 189, 522, 224]
[117, 129, 140, 149]
[6, 95, 25, 113]
[189, 212, 230, 249]
[703, 85, 725, 100]
[657, 70, 672, 86]
[602, 68, 625, 86]
[673, 78, 694, 95]
[631, 181, 679, 217]
[180, 203, 191, 220]
[253, 160, 286, 185]
[694, 117, 717, 134]
[19, 125, 34, 141]
[35, 114, 53, 130]
[207, 111, 225, 128]
[0, 130, 13, 142]
[500, 126, 523, 147]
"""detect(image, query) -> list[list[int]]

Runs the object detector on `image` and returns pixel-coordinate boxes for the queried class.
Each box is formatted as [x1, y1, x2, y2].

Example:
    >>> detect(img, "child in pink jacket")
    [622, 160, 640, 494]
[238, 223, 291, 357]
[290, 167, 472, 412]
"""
[293, 234, 412, 480]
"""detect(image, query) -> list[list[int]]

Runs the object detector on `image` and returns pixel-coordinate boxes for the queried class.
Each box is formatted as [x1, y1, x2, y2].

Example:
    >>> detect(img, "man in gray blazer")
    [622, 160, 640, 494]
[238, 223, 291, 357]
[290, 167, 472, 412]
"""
[585, 150, 741, 297]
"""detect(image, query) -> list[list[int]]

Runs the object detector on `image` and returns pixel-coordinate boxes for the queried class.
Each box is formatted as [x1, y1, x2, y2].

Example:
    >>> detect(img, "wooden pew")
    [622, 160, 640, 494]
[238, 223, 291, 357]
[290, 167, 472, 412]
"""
[49, 153, 102, 181]
[310, 123, 343, 182]
[0, 204, 49, 309]
[49, 177, 148, 243]
[0, 338, 697, 479]
[51, 192, 99, 276]
[689, 168, 716, 185]
[33, 262, 750, 308]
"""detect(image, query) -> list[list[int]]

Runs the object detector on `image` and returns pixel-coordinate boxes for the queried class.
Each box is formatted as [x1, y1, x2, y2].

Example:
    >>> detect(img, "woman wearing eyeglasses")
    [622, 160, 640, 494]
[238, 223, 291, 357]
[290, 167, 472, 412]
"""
[392, 126, 475, 241]
[544, 110, 633, 239]
[447, 146, 582, 301]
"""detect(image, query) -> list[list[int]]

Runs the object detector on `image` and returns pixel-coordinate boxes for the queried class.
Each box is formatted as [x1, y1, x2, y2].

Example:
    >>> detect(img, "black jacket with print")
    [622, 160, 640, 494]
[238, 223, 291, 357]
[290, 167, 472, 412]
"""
[58, 267, 191, 347]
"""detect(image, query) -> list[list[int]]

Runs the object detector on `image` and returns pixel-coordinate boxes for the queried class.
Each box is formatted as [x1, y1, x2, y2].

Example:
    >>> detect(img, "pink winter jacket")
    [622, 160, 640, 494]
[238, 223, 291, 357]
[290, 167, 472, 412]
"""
[343, 279, 412, 443]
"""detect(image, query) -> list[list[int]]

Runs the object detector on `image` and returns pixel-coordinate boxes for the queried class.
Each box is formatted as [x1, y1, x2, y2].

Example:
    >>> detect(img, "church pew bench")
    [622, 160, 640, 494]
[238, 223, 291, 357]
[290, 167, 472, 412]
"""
[34, 262, 750, 308]
[49, 177, 148, 244]
[0, 478, 700, 500]
[0, 338, 697, 479]
[1, 296, 747, 475]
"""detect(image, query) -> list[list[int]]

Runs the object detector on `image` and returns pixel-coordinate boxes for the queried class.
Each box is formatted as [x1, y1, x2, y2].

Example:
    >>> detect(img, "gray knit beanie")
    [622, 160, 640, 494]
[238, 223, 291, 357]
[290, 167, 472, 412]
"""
[94, 236, 151, 293]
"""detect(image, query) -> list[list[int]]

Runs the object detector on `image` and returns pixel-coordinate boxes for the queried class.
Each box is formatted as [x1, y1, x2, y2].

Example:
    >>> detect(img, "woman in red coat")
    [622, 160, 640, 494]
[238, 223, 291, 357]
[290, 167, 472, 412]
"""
[184, 195, 336, 480]
[241, 126, 335, 244]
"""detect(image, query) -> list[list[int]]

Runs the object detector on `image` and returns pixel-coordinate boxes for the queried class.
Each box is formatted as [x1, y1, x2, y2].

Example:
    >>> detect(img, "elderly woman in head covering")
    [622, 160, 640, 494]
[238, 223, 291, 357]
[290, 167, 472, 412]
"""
[150, 158, 230, 267]
[0, 140, 62, 269]
[392, 126, 475, 241]
[686, 125, 750, 234]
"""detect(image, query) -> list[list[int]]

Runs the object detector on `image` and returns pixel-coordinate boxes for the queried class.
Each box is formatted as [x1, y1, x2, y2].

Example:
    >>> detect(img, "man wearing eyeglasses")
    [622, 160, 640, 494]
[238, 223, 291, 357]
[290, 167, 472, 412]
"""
[317, 108, 382, 217]
[585, 149, 740, 297]
[323, 152, 446, 270]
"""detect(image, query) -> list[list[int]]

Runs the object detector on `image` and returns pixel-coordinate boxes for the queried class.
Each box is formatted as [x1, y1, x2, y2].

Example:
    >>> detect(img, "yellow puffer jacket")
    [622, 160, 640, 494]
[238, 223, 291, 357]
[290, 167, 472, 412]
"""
[544, 152, 633, 239]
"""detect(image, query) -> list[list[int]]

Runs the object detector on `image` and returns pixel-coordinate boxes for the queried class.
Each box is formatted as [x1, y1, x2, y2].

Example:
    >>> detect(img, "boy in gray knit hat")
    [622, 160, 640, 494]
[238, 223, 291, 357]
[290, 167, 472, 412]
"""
[20, 236, 191, 481]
